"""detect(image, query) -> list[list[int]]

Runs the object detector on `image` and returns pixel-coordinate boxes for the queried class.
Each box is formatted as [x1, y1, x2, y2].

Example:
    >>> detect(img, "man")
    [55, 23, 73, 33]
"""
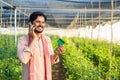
[17, 11, 65, 80]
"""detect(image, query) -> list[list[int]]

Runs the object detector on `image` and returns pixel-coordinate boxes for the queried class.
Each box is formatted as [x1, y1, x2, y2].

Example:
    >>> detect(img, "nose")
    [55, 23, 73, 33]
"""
[38, 22, 43, 26]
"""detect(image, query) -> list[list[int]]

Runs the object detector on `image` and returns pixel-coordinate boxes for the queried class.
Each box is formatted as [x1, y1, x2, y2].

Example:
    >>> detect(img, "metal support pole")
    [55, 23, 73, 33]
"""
[0, 2, 3, 26]
[14, 8, 17, 44]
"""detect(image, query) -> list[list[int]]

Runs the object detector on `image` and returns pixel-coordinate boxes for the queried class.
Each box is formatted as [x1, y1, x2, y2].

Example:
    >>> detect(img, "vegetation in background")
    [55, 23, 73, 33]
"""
[0, 34, 120, 80]
[60, 37, 120, 80]
[0, 35, 22, 80]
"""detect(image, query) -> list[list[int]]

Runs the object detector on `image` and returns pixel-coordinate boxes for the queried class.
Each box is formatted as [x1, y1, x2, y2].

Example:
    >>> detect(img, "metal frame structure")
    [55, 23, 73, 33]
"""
[0, 0, 120, 28]
[0, 0, 120, 80]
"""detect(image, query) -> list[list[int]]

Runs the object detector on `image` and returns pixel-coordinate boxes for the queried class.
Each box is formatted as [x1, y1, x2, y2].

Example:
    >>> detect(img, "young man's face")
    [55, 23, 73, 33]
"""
[32, 16, 45, 33]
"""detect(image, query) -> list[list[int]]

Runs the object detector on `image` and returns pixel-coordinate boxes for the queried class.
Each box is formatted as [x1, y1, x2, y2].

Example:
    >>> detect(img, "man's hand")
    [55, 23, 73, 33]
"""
[55, 46, 66, 55]
[28, 24, 38, 39]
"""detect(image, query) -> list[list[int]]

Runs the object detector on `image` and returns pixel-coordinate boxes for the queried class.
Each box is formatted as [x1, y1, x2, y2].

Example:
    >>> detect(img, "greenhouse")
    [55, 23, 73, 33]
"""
[0, 0, 120, 80]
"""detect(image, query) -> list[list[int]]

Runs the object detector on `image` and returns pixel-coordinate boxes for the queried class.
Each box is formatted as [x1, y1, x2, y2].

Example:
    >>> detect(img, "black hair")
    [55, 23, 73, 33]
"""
[29, 11, 47, 23]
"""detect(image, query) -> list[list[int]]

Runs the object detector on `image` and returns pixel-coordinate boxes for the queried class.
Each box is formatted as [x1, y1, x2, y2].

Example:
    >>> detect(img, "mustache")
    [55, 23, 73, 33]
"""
[37, 25, 43, 27]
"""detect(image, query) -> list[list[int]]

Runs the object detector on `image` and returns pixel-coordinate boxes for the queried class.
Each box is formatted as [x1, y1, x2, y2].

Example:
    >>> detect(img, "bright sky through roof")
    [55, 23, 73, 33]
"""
[63, 0, 119, 2]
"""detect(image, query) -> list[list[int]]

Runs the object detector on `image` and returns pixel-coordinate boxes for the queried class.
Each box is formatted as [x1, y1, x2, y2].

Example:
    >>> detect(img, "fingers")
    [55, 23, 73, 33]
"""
[56, 46, 66, 55]
[29, 24, 35, 33]
[28, 24, 36, 38]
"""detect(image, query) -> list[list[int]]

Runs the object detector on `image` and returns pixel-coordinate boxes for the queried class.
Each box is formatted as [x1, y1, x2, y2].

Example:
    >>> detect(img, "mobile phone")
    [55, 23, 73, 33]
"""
[29, 22, 33, 28]
[29, 22, 38, 33]
[57, 38, 65, 45]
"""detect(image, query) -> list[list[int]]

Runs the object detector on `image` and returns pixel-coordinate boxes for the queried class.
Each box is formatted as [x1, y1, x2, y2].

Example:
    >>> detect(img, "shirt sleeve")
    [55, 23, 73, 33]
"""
[46, 36, 59, 64]
[17, 36, 33, 64]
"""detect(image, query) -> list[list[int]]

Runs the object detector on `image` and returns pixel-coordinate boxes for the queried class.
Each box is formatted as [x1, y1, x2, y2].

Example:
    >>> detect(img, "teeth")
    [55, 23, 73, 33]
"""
[37, 27, 42, 31]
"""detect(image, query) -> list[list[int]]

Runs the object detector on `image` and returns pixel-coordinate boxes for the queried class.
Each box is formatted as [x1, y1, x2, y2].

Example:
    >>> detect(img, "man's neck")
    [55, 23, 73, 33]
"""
[36, 33, 42, 39]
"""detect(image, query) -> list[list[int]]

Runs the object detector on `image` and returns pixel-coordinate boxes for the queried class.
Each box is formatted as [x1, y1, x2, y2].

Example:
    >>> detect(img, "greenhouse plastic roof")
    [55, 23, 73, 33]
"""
[0, 0, 120, 28]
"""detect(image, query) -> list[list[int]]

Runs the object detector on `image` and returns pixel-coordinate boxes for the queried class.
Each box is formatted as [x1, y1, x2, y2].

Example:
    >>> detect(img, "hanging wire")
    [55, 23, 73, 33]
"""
[90, 1, 94, 79]
[0, 2, 2, 36]
[84, 7, 86, 28]
[10, 5, 13, 34]
[84, 7, 88, 80]
[98, 0, 101, 80]
[109, 0, 114, 79]
[90, 0, 93, 40]
[0, 2, 2, 25]
[84, 8, 87, 39]
[97, 0, 101, 40]
[113, 0, 118, 79]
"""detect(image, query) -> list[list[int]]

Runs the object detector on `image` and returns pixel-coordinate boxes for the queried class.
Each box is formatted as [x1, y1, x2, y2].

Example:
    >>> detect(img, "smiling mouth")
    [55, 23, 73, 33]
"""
[34, 27, 44, 33]
[37, 27, 43, 31]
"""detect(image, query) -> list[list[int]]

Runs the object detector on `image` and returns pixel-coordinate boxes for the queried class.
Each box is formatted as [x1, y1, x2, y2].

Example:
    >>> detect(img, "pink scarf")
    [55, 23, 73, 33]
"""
[28, 35, 52, 80]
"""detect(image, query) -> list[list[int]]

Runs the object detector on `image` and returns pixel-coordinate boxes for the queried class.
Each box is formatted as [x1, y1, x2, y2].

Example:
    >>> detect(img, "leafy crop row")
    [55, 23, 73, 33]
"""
[0, 34, 120, 80]
[0, 35, 21, 80]
[59, 37, 120, 80]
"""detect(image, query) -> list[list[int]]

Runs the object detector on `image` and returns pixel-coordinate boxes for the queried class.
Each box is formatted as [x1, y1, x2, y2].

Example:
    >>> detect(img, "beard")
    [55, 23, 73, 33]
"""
[34, 26, 44, 33]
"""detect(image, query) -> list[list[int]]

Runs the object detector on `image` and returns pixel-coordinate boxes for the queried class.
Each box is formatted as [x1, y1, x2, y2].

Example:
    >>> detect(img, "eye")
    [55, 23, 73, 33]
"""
[35, 21, 40, 23]
[42, 21, 45, 24]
